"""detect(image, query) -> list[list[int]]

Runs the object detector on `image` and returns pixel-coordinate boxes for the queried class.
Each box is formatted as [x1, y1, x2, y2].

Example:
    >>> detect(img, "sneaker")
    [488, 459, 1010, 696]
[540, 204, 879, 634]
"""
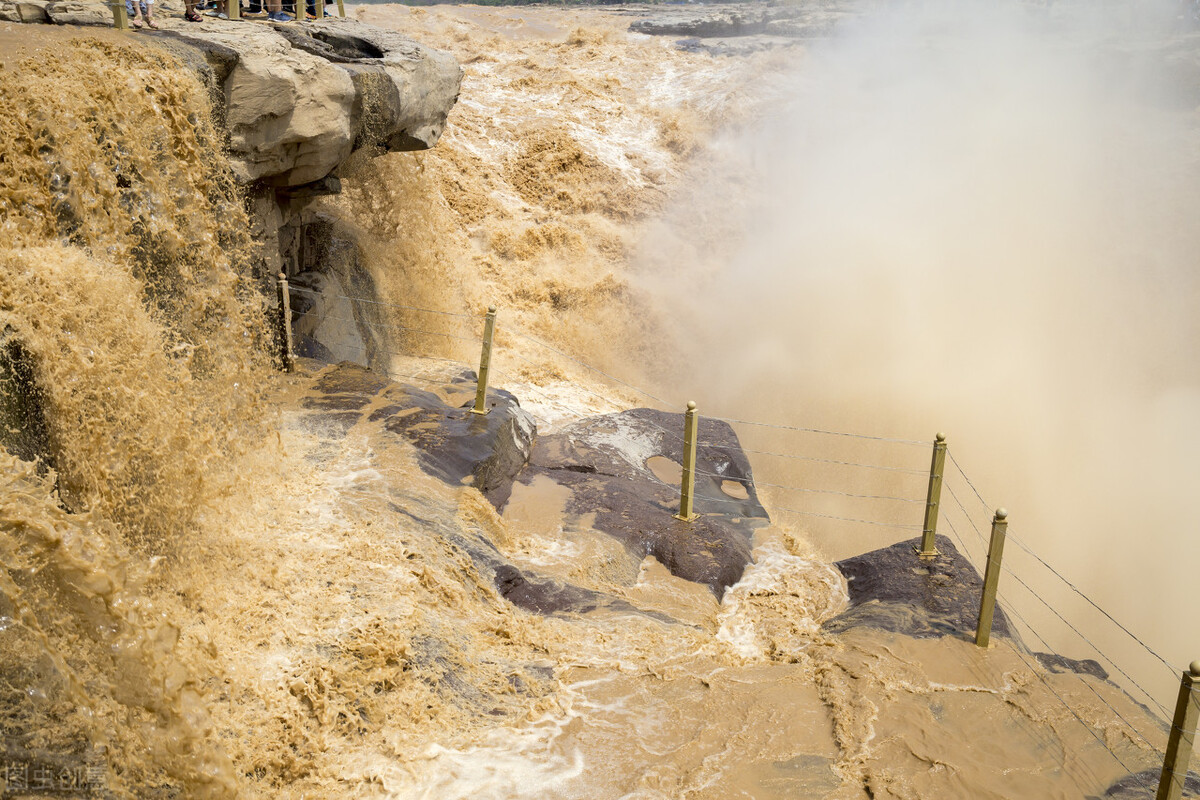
[268, 10, 291, 20]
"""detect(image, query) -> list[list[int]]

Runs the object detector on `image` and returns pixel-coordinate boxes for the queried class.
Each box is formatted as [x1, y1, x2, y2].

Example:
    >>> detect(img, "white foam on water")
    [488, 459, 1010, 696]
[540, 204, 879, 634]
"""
[716, 535, 849, 661]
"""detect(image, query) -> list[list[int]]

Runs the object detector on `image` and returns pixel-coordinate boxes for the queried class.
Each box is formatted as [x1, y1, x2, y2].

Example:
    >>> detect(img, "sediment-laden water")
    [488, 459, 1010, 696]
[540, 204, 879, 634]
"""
[0, 4, 1194, 798]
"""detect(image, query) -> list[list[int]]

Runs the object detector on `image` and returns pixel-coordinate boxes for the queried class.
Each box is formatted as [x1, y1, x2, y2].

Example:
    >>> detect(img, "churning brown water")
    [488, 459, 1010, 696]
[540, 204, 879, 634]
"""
[0, 3, 1193, 798]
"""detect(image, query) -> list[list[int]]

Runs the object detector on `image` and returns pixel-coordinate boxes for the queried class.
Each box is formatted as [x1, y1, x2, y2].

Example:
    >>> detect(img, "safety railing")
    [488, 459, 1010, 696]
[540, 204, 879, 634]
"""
[273, 284, 1197, 799]
[108, 0, 344, 28]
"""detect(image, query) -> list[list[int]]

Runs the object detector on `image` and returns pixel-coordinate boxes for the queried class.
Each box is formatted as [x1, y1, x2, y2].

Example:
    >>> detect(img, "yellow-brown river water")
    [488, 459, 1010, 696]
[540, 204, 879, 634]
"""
[0, 3, 1195, 797]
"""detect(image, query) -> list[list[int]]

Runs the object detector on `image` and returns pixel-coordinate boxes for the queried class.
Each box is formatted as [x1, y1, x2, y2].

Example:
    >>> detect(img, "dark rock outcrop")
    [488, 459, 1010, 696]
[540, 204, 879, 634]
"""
[287, 213, 390, 373]
[509, 408, 769, 597]
[377, 384, 534, 508]
[299, 362, 534, 505]
[0, 330, 51, 469]
[629, 6, 844, 40]
[1034, 651, 1109, 681]
[494, 564, 670, 622]
[1093, 768, 1200, 799]
[824, 534, 1015, 640]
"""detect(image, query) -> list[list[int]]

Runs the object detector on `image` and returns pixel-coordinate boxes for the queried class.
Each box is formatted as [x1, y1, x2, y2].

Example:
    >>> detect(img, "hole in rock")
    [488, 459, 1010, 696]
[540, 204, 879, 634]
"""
[720, 480, 749, 500]
[646, 455, 681, 486]
[311, 31, 385, 60]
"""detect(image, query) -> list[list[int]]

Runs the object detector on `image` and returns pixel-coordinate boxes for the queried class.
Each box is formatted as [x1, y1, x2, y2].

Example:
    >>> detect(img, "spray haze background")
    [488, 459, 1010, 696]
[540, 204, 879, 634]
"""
[634, 0, 1200, 703]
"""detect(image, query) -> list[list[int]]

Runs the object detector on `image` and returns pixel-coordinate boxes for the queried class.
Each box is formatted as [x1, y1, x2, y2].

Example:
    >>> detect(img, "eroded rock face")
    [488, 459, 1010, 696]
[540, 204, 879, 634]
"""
[1097, 769, 1200, 800]
[510, 408, 770, 597]
[44, 0, 109, 24]
[16, 9, 460, 186]
[156, 20, 461, 186]
[0, 1, 48, 23]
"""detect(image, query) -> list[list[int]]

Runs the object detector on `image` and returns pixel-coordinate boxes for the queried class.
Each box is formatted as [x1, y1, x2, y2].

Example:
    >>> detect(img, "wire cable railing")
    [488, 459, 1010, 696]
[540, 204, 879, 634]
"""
[947, 452, 1179, 682]
[711, 414, 929, 447]
[942, 466, 1177, 720]
[691, 467, 924, 504]
[737, 445, 929, 474]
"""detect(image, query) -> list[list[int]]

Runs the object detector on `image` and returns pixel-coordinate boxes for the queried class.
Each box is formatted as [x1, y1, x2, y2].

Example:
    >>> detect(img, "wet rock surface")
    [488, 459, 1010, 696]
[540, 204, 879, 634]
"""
[1034, 651, 1109, 681]
[509, 408, 770, 597]
[0, 331, 51, 470]
[825, 536, 1116, 679]
[824, 534, 1015, 640]
[494, 564, 671, 621]
[1094, 768, 1200, 799]
[293, 362, 686, 622]
[299, 361, 534, 505]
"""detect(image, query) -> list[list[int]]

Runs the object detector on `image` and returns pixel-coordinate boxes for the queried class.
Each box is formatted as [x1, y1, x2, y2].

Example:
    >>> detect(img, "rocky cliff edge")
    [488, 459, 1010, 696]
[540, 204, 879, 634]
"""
[5, 7, 462, 188]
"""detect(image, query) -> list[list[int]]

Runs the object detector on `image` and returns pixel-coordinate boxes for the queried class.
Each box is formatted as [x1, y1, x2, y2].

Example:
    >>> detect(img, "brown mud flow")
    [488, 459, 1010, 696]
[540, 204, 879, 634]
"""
[347, 0, 1200, 713]
[0, 6, 1193, 800]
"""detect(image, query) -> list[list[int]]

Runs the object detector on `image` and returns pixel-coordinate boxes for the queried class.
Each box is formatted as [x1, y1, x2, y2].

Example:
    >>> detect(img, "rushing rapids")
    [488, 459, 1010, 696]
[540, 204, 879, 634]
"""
[0, 4, 1195, 799]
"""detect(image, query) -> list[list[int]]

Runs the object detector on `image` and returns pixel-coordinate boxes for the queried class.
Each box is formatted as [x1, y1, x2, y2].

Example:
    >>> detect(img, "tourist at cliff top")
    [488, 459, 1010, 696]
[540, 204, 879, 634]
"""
[199, 0, 292, 21]
[267, 1, 293, 22]
[126, 0, 158, 28]
[202, 0, 229, 19]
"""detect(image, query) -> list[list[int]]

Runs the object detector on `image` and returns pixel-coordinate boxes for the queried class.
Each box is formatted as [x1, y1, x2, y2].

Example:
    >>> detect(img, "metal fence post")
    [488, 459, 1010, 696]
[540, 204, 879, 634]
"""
[471, 306, 496, 416]
[674, 401, 698, 522]
[110, 0, 129, 28]
[975, 508, 1008, 647]
[917, 432, 947, 559]
[276, 273, 294, 373]
[1156, 661, 1200, 800]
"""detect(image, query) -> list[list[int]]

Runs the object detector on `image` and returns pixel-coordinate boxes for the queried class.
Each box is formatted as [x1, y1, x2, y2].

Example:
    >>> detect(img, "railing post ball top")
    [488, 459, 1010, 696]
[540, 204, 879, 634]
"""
[975, 507, 1009, 648]
[276, 272, 295, 374]
[917, 431, 948, 560]
[471, 305, 498, 417]
[1156, 659, 1200, 800]
[674, 401, 699, 523]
